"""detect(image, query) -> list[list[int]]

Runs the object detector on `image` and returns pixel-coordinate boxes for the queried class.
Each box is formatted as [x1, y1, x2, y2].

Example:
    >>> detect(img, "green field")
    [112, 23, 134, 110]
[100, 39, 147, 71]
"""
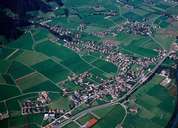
[32, 28, 51, 43]
[123, 74, 175, 128]
[0, 48, 15, 60]
[7, 61, 34, 80]
[0, 60, 12, 74]
[32, 59, 71, 83]
[63, 81, 81, 91]
[16, 72, 47, 90]
[83, 15, 115, 28]
[167, 5, 178, 15]
[48, 96, 71, 111]
[154, 15, 170, 28]
[0, 102, 7, 113]
[82, 54, 97, 63]
[35, 41, 92, 74]
[62, 121, 79, 128]
[77, 113, 96, 125]
[61, 57, 92, 74]
[92, 59, 118, 74]
[63, 0, 95, 8]
[154, 33, 175, 50]
[0, 74, 15, 85]
[121, 45, 158, 57]
[15, 50, 49, 66]
[80, 33, 101, 42]
[7, 114, 43, 128]
[0, 84, 21, 101]
[142, 39, 161, 50]
[24, 81, 61, 93]
[8, 32, 34, 50]
[89, 68, 108, 79]
[0, 75, 6, 84]
[93, 105, 115, 118]
[123, 12, 143, 22]
[117, 34, 159, 57]
[93, 104, 126, 128]
[35, 41, 78, 61]
[116, 32, 143, 46]
[49, 16, 82, 29]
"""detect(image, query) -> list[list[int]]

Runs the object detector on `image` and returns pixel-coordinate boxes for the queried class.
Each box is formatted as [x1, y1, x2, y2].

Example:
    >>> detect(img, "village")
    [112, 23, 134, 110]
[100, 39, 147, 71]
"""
[13, 9, 176, 127]
[36, 18, 172, 122]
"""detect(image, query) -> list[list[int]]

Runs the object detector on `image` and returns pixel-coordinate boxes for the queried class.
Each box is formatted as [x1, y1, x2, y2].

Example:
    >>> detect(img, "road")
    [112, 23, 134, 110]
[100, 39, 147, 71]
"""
[119, 51, 171, 101]
[62, 102, 119, 127]
[45, 51, 171, 127]
[37, 20, 172, 128]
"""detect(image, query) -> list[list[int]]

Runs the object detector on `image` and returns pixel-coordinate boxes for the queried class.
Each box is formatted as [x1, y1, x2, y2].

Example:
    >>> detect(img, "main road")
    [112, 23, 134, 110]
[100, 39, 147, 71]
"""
[119, 51, 171, 102]
[37, 20, 172, 127]
[45, 51, 171, 127]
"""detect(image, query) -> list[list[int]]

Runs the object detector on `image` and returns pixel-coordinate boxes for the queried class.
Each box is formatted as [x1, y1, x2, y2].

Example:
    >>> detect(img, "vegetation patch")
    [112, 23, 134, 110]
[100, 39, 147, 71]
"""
[0, 84, 20, 101]
[8, 32, 33, 50]
[93, 104, 125, 128]
[92, 59, 118, 74]
[32, 59, 71, 83]
[7, 61, 34, 80]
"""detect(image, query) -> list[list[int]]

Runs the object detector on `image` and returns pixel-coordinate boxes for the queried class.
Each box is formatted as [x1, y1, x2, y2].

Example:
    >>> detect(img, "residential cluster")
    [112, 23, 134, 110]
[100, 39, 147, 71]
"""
[106, 49, 167, 81]
[37, 10, 174, 128]
[39, 22, 76, 42]
[116, 21, 154, 36]
[22, 91, 50, 115]
[0, 112, 9, 121]
[62, 73, 132, 108]
[43, 109, 65, 122]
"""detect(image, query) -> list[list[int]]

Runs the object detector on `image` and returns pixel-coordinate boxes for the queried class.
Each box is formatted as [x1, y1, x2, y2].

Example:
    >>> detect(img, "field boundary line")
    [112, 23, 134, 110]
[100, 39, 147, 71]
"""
[15, 71, 37, 82]
[149, 35, 165, 50]
[5, 49, 19, 60]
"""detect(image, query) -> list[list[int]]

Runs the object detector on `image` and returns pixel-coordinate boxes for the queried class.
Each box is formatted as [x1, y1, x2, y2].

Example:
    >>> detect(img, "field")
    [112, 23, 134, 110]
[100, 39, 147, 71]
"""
[116, 33, 160, 57]
[0, 84, 21, 101]
[0, 27, 100, 127]
[32, 28, 51, 43]
[0, 29, 79, 128]
[93, 104, 126, 128]
[6, 114, 43, 128]
[123, 12, 143, 22]
[32, 59, 71, 83]
[15, 50, 49, 66]
[62, 121, 80, 128]
[80, 33, 101, 42]
[62, 81, 81, 91]
[123, 74, 176, 128]
[35, 40, 92, 74]
[92, 59, 118, 74]
[63, 0, 95, 7]
[62, 103, 126, 128]
[77, 113, 96, 125]
[61, 73, 176, 128]
[48, 96, 71, 111]
[0, 48, 15, 60]
[82, 54, 97, 63]
[7, 61, 34, 80]
[48, 16, 82, 30]
[0, 60, 12, 74]
[89, 68, 108, 79]
[7, 32, 34, 50]
[154, 33, 175, 50]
